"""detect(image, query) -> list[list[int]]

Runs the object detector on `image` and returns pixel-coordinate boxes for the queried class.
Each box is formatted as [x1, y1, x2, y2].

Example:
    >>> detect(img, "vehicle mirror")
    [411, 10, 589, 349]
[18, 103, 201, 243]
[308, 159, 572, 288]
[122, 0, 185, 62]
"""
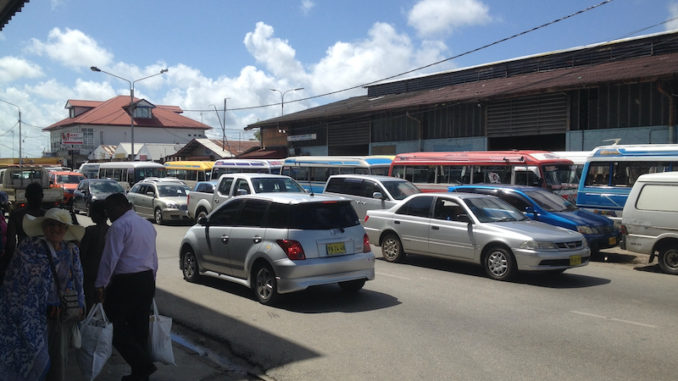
[456, 213, 472, 223]
[372, 191, 384, 200]
[198, 216, 208, 226]
[236, 189, 249, 196]
[146, 191, 155, 197]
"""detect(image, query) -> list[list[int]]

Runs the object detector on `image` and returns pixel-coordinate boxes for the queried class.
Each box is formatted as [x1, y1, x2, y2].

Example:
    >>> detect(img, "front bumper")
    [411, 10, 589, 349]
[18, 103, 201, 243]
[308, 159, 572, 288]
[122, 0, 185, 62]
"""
[513, 246, 591, 271]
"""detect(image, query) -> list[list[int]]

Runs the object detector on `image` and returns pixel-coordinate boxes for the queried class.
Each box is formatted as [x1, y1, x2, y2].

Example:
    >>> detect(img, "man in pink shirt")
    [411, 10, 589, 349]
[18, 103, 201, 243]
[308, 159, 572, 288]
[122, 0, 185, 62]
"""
[96, 193, 158, 381]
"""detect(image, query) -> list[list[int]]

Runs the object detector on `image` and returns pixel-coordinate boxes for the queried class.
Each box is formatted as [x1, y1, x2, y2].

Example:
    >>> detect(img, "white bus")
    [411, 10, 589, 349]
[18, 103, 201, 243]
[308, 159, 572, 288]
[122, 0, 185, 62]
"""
[211, 159, 283, 179]
[97, 161, 166, 191]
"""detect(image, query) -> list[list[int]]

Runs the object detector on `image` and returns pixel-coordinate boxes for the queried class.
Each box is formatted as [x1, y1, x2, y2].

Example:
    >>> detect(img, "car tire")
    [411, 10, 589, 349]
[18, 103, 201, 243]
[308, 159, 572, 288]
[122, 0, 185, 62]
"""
[484, 246, 517, 281]
[181, 248, 201, 283]
[658, 247, 678, 275]
[381, 233, 405, 263]
[253, 264, 279, 305]
[338, 279, 366, 292]
[196, 208, 208, 222]
[154, 208, 164, 225]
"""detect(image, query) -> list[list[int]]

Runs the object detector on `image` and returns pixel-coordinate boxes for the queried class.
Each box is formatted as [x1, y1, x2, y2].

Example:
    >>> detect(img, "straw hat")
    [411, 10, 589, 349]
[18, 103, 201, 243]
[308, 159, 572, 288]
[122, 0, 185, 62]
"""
[23, 208, 86, 242]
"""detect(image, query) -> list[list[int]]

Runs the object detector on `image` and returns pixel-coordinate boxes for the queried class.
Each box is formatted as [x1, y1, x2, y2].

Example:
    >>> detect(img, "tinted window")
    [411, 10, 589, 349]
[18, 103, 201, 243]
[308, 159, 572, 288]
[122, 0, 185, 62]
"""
[433, 198, 467, 222]
[130, 183, 143, 194]
[210, 198, 245, 226]
[397, 196, 433, 218]
[524, 189, 575, 212]
[324, 178, 345, 193]
[196, 183, 214, 193]
[157, 184, 190, 197]
[499, 192, 531, 211]
[264, 203, 290, 229]
[234, 179, 251, 195]
[289, 201, 360, 229]
[236, 199, 269, 227]
[381, 180, 419, 200]
[90, 181, 124, 193]
[361, 181, 380, 198]
[218, 178, 234, 194]
[463, 197, 526, 223]
[251, 178, 305, 193]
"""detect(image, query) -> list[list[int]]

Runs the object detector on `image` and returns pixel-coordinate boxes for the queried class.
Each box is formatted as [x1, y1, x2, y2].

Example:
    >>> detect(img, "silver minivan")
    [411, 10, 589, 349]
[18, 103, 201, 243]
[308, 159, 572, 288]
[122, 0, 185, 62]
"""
[323, 175, 420, 220]
[621, 172, 678, 274]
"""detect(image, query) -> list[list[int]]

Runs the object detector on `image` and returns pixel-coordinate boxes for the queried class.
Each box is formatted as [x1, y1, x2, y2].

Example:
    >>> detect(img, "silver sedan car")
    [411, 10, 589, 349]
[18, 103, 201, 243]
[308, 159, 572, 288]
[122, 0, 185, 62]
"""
[179, 193, 375, 304]
[364, 192, 590, 280]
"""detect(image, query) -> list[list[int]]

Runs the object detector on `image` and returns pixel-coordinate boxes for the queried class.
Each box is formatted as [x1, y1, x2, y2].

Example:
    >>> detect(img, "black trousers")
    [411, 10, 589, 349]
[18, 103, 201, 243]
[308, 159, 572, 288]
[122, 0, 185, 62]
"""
[104, 270, 156, 376]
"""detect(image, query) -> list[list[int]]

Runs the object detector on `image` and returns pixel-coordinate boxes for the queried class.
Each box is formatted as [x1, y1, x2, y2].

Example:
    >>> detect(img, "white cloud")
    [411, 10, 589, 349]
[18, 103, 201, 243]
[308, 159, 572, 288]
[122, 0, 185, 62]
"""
[408, 0, 491, 37]
[0, 56, 44, 83]
[301, 0, 315, 15]
[244, 22, 308, 83]
[668, 3, 678, 30]
[26, 27, 113, 69]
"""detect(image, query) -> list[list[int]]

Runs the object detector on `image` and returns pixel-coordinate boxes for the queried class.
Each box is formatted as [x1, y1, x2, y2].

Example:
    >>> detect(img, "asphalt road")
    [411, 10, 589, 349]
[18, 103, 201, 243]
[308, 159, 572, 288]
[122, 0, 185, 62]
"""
[77, 215, 678, 381]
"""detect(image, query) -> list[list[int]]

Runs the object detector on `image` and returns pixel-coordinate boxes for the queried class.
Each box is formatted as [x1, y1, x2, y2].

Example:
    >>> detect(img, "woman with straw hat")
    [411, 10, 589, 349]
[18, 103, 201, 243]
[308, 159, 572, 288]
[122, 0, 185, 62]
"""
[0, 208, 85, 381]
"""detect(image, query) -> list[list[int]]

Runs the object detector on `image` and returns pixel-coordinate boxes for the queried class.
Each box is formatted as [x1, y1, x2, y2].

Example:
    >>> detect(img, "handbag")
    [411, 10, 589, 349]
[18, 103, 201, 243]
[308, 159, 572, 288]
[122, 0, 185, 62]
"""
[77, 303, 113, 381]
[149, 298, 176, 365]
[45, 241, 82, 322]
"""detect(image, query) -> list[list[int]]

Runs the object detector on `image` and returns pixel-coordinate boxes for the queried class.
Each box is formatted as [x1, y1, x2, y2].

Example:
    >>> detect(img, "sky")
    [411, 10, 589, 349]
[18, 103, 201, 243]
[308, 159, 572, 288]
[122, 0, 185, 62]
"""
[1, 0, 677, 158]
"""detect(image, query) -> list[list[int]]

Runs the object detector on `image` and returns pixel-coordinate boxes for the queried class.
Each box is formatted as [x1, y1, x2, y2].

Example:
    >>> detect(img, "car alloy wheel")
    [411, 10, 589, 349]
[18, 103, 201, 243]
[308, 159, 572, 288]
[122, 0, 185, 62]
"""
[253, 264, 278, 305]
[381, 233, 405, 263]
[484, 246, 516, 281]
[182, 250, 200, 282]
[154, 208, 164, 225]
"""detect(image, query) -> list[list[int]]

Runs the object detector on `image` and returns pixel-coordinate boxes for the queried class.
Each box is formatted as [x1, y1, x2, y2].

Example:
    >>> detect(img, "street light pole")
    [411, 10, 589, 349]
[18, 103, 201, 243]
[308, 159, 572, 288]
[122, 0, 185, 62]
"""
[270, 87, 304, 116]
[0, 98, 21, 169]
[90, 66, 168, 160]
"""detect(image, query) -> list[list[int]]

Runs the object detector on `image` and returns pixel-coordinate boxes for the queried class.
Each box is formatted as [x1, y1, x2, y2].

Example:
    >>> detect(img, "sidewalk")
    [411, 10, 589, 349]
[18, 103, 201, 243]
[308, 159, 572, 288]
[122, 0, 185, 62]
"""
[66, 322, 261, 381]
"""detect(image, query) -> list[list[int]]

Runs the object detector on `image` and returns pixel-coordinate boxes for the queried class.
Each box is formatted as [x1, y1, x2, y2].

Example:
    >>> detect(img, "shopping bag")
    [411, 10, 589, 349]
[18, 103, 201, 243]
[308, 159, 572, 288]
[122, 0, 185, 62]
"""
[71, 323, 82, 349]
[149, 298, 175, 365]
[76, 303, 113, 381]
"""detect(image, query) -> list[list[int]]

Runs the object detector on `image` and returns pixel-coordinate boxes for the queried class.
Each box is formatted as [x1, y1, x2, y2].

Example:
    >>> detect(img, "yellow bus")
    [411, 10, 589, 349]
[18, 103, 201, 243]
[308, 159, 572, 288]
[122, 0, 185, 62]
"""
[164, 161, 214, 188]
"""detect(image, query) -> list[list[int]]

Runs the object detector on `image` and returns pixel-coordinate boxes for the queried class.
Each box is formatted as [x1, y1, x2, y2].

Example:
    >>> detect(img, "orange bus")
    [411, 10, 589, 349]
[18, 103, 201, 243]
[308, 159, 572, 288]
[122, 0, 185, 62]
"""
[389, 151, 577, 200]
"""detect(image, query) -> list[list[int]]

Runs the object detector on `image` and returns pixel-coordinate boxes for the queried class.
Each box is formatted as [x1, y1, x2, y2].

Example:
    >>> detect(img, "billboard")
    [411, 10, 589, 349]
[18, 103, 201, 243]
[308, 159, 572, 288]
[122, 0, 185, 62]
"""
[61, 132, 83, 145]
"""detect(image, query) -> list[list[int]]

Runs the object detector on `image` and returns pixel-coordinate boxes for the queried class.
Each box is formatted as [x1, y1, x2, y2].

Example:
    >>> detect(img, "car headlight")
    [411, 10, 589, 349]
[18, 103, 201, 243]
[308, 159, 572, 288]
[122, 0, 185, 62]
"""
[165, 202, 177, 209]
[520, 240, 558, 250]
[577, 225, 594, 234]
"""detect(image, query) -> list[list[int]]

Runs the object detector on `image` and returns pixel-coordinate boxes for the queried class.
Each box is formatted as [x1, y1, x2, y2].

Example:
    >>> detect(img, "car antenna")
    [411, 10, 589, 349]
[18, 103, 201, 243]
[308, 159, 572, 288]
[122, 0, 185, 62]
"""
[308, 178, 314, 196]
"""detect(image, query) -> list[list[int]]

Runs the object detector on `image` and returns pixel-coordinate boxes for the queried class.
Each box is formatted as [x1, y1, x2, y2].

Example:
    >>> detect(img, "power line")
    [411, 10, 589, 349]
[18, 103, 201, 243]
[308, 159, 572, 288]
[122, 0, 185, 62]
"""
[183, 0, 616, 114]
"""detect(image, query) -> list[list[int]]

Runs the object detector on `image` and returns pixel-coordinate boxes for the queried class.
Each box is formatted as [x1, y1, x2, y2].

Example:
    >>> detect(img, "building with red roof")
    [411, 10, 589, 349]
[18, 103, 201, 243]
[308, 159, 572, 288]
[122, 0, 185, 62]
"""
[44, 95, 211, 167]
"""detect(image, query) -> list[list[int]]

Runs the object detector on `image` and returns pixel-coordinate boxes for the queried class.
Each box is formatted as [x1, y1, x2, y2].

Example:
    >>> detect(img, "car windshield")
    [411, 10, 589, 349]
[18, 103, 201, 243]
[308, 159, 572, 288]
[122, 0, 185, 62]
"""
[90, 181, 124, 193]
[289, 201, 360, 229]
[58, 175, 83, 184]
[251, 178, 305, 193]
[381, 180, 420, 200]
[523, 189, 576, 212]
[463, 197, 526, 223]
[157, 184, 190, 197]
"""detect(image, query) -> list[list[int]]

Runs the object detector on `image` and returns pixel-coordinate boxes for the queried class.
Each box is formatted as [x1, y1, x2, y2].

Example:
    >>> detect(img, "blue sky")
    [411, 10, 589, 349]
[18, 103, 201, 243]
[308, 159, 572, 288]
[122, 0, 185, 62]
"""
[1, 0, 677, 157]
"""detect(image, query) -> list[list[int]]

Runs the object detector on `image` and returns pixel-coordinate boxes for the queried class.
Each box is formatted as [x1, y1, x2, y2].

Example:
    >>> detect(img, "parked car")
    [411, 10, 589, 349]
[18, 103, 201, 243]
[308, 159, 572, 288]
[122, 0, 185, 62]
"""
[364, 192, 590, 281]
[179, 193, 375, 305]
[191, 173, 306, 221]
[186, 180, 218, 221]
[127, 178, 191, 225]
[449, 185, 620, 254]
[621, 172, 678, 274]
[72, 178, 125, 216]
[49, 170, 85, 208]
[323, 175, 420, 220]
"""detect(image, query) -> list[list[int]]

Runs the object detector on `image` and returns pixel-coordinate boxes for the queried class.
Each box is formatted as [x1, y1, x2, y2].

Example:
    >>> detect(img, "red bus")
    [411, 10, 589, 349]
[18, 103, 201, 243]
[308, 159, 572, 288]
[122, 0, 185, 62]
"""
[389, 150, 578, 199]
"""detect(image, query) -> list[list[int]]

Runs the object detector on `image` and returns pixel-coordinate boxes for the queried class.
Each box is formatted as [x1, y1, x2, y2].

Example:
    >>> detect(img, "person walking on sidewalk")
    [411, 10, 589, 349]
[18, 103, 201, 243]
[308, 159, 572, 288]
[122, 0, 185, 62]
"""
[95, 193, 158, 381]
[79, 200, 109, 312]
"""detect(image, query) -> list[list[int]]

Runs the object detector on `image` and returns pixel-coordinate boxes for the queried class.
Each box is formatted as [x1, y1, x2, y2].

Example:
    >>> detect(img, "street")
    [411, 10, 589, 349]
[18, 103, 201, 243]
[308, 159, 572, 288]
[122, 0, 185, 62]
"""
[79, 215, 678, 381]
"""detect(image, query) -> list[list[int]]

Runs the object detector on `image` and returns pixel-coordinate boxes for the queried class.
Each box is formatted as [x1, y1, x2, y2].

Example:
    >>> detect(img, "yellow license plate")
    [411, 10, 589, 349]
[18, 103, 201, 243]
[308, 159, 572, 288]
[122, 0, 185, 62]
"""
[326, 242, 346, 255]
[608, 237, 616, 245]
[570, 255, 582, 266]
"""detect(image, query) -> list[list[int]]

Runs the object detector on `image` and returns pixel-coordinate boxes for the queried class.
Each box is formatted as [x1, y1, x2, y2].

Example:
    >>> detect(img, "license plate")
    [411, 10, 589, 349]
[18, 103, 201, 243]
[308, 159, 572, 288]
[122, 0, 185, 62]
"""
[570, 255, 582, 266]
[326, 242, 346, 255]
[608, 237, 616, 245]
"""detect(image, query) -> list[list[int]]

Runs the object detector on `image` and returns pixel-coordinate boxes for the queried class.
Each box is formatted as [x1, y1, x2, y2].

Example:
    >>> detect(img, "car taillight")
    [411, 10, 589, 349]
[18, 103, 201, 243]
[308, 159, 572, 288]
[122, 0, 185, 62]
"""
[187, 194, 190, 204]
[363, 233, 370, 253]
[620, 224, 627, 235]
[364, 215, 369, 223]
[277, 239, 306, 260]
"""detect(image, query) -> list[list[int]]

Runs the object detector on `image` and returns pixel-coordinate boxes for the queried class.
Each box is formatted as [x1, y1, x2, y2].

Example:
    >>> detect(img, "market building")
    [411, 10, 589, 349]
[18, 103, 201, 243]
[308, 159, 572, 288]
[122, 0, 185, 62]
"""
[247, 30, 678, 156]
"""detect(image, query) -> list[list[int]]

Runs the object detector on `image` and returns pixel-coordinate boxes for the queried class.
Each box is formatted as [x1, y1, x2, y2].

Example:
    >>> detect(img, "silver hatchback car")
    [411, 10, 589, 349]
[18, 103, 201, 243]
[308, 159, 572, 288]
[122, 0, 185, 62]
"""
[364, 192, 590, 280]
[179, 193, 375, 304]
[127, 178, 191, 224]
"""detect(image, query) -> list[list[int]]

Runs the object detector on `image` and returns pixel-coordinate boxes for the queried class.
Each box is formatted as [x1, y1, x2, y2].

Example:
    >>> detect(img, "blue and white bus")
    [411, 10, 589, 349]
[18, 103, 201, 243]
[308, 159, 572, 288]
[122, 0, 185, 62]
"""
[576, 144, 678, 222]
[211, 159, 283, 179]
[281, 155, 394, 193]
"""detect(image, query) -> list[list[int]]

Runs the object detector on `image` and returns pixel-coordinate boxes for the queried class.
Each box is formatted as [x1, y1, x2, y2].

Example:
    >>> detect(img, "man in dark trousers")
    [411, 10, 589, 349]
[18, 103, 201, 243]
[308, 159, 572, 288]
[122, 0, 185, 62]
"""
[95, 193, 158, 381]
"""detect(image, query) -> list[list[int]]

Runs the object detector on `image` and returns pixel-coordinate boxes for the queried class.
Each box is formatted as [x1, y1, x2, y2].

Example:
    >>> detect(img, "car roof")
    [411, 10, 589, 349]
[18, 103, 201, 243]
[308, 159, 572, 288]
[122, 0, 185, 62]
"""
[410, 192, 492, 200]
[635, 172, 678, 182]
[238, 193, 350, 205]
[51, 171, 83, 175]
[87, 178, 117, 183]
[327, 174, 408, 182]
[218, 173, 294, 179]
[450, 184, 542, 192]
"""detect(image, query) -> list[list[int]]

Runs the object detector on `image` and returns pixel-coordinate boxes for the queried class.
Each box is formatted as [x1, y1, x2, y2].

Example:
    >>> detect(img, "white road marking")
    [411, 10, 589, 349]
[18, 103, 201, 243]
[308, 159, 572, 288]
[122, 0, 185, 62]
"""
[571, 310, 658, 328]
[376, 271, 411, 280]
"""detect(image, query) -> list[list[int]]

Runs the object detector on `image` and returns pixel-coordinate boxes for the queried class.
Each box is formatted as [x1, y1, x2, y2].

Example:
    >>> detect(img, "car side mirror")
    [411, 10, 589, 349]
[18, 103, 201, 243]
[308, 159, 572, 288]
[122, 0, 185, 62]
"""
[146, 191, 155, 197]
[198, 216, 208, 226]
[372, 191, 384, 200]
[236, 189, 249, 196]
[456, 213, 472, 223]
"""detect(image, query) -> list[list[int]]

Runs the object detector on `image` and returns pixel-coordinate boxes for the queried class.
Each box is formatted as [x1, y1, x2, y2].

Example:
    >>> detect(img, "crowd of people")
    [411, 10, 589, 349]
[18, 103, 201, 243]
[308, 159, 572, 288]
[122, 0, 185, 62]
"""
[0, 183, 159, 381]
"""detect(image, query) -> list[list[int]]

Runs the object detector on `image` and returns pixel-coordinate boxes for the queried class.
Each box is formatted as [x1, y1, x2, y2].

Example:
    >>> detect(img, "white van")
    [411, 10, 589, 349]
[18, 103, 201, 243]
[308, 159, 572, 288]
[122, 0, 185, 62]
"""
[620, 172, 678, 274]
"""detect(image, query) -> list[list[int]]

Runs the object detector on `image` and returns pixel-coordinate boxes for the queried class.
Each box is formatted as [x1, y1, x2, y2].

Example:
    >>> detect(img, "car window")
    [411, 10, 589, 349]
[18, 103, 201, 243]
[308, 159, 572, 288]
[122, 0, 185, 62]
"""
[433, 198, 467, 222]
[498, 192, 531, 212]
[234, 179, 251, 195]
[523, 189, 575, 212]
[381, 180, 419, 200]
[218, 177, 233, 194]
[264, 202, 290, 228]
[90, 181, 124, 193]
[361, 181, 380, 198]
[396, 196, 433, 218]
[289, 201, 360, 229]
[157, 184, 189, 197]
[251, 178, 305, 193]
[236, 199, 269, 227]
[130, 183, 142, 194]
[463, 197, 526, 223]
[210, 198, 245, 226]
[324, 178, 344, 193]
[196, 183, 214, 193]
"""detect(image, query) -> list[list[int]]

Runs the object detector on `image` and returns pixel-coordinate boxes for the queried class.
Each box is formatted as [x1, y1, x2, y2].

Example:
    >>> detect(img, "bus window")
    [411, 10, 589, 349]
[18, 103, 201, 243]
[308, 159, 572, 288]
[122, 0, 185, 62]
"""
[473, 166, 511, 184]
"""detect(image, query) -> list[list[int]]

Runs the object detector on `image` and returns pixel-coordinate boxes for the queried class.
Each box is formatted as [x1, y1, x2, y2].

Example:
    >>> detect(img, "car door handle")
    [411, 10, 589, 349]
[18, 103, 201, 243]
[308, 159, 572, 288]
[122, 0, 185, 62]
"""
[431, 226, 440, 230]
[252, 236, 262, 244]
[394, 220, 400, 224]
[214, 199, 220, 203]
[220, 234, 229, 244]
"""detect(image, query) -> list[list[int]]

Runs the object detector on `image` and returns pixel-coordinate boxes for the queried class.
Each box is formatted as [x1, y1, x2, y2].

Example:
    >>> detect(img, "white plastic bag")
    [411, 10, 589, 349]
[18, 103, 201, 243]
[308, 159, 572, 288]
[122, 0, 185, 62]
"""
[76, 303, 113, 381]
[149, 298, 175, 365]
[71, 323, 82, 349]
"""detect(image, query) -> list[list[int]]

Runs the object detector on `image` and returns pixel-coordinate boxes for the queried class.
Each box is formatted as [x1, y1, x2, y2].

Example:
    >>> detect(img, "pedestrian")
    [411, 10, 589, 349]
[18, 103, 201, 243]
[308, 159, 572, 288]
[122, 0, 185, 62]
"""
[0, 182, 46, 284]
[95, 192, 158, 381]
[78, 200, 109, 312]
[0, 208, 85, 381]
